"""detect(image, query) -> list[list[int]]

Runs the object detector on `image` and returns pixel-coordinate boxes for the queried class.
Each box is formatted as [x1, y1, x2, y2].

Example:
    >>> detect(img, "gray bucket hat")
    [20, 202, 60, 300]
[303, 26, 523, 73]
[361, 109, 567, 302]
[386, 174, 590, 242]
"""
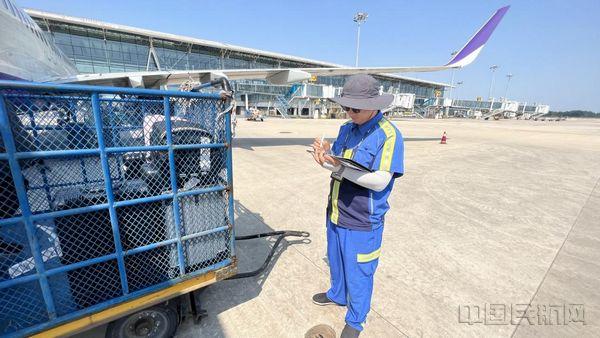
[330, 74, 394, 110]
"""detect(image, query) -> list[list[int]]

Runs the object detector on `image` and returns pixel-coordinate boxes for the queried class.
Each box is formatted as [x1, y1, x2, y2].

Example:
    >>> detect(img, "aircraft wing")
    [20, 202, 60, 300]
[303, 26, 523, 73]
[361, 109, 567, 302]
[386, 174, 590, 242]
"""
[55, 6, 509, 88]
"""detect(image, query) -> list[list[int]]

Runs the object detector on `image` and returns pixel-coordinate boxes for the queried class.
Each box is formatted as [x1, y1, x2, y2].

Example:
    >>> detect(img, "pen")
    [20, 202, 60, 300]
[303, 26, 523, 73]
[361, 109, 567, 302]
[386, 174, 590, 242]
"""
[307, 135, 327, 155]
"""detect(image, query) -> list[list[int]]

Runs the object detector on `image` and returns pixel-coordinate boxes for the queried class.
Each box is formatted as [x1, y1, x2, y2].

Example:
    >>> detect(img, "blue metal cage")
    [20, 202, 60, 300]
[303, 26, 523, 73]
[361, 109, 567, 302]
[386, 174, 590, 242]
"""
[0, 81, 236, 337]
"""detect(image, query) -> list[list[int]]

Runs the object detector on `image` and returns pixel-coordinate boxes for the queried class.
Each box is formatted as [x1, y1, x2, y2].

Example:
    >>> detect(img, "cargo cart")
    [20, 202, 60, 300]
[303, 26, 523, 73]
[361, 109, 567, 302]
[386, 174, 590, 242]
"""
[0, 80, 242, 337]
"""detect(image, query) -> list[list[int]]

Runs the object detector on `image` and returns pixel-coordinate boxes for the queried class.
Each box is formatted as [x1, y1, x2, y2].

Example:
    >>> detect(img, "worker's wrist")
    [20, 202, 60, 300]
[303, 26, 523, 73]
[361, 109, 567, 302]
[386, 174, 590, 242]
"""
[330, 165, 345, 181]
[322, 162, 341, 172]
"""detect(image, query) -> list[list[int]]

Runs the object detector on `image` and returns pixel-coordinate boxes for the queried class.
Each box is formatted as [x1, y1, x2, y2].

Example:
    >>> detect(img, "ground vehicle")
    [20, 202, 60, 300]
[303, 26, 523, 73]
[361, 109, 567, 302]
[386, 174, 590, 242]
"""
[0, 80, 237, 337]
[246, 108, 264, 122]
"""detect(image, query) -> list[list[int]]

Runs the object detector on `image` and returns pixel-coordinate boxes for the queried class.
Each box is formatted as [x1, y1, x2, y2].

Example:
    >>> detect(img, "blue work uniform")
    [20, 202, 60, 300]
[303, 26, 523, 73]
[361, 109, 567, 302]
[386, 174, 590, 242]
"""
[325, 112, 404, 331]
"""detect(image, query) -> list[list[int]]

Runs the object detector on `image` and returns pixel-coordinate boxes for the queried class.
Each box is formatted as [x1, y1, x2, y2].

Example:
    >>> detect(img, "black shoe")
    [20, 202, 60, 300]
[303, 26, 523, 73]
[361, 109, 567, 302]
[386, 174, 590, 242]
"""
[312, 292, 340, 306]
[340, 324, 361, 338]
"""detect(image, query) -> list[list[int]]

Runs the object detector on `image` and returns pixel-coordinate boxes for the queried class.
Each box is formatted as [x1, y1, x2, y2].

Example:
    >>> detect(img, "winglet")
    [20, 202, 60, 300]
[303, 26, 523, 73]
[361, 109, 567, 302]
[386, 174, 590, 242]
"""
[445, 6, 510, 68]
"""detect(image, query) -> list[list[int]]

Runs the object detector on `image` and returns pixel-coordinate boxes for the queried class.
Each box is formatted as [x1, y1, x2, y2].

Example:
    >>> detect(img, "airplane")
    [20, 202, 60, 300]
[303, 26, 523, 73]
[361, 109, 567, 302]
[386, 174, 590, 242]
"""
[0, 0, 510, 88]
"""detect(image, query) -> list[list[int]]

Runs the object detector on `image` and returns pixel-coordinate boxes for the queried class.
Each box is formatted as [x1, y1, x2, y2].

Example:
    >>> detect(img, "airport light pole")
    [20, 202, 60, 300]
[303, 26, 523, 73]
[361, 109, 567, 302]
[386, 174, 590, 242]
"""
[504, 73, 513, 100]
[455, 81, 463, 99]
[448, 51, 458, 99]
[354, 12, 368, 67]
[488, 65, 499, 100]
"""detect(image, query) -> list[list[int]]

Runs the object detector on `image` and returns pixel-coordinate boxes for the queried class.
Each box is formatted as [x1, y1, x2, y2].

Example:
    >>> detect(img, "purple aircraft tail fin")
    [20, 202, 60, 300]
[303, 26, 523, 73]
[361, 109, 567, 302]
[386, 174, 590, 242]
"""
[446, 6, 510, 67]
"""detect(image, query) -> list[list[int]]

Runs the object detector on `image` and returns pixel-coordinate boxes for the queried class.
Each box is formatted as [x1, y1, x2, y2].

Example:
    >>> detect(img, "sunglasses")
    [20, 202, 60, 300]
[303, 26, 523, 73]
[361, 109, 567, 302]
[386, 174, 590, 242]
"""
[341, 106, 362, 113]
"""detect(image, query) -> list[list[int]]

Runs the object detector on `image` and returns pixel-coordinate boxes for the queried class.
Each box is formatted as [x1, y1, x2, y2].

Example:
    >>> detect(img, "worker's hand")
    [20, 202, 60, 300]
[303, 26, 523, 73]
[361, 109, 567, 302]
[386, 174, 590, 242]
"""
[321, 139, 331, 153]
[312, 138, 331, 166]
[323, 154, 341, 167]
[312, 138, 331, 152]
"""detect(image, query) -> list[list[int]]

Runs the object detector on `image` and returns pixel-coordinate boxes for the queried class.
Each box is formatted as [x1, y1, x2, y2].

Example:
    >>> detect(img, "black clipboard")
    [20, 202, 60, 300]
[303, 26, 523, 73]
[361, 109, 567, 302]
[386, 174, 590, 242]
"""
[332, 155, 373, 172]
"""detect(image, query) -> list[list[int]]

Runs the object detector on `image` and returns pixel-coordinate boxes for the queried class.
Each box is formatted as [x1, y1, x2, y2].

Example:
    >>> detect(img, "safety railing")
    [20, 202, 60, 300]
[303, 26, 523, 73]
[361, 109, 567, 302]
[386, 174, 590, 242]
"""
[233, 82, 291, 96]
[0, 81, 235, 337]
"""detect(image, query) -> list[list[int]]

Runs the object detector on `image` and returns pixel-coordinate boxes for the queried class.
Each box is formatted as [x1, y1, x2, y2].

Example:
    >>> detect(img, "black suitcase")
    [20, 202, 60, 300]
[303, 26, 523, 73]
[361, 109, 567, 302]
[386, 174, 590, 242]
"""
[1, 111, 35, 219]
[143, 120, 224, 190]
[0, 162, 19, 220]
[53, 180, 169, 306]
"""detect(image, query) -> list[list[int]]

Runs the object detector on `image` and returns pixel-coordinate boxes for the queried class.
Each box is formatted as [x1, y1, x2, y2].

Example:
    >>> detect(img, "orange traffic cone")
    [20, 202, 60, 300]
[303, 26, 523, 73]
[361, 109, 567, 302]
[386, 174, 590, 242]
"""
[440, 131, 447, 144]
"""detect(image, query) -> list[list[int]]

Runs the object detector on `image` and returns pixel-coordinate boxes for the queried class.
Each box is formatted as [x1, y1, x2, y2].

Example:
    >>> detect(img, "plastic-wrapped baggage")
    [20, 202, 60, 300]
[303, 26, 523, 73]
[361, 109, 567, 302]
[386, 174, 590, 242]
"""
[21, 156, 121, 214]
[164, 189, 229, 274]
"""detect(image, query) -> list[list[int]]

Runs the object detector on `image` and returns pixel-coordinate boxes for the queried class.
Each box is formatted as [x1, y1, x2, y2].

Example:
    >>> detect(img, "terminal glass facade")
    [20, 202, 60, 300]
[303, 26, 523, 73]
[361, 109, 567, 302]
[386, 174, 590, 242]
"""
[32, 16, 443, 100]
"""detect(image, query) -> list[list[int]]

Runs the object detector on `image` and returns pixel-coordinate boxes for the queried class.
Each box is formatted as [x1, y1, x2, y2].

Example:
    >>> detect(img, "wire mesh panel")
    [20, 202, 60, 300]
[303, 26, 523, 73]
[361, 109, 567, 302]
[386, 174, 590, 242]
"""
[0, 160, 19, 219]
[169, 191, 231, 274]
[0, 81, 235, 337]
[3, 94, 96, 152]
[22, 155, 121, 214]
[0, 280, 49, 333]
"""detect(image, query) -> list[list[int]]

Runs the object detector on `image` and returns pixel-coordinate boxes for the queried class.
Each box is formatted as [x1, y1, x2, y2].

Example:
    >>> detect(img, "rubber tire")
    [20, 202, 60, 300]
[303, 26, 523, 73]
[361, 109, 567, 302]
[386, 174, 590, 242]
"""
[105, 305, 178, 338]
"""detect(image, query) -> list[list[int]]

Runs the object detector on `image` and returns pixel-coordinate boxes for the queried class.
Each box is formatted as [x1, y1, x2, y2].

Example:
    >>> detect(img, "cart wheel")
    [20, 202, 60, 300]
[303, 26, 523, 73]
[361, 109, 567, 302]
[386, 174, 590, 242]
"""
[105, 305, 178, 338]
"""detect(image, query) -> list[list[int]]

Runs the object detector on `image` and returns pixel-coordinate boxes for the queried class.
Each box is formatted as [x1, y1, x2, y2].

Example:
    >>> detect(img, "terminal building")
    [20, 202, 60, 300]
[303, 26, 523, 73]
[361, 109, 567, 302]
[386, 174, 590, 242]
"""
[25, 9, 449, 118]
[25, 9, 549, 119]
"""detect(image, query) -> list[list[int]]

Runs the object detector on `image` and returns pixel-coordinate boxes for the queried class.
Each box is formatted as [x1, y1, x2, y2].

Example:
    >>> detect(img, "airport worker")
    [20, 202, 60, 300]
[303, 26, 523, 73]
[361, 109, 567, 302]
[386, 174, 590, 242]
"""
[310, 74, 404, 338]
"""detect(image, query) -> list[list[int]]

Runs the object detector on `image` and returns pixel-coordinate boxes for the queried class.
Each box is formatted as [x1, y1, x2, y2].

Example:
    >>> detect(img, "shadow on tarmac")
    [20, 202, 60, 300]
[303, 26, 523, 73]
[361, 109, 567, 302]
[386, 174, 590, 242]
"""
[71, 200, 308, 338]
[234, 137, 440, 150]
[175, 200, 310, 337]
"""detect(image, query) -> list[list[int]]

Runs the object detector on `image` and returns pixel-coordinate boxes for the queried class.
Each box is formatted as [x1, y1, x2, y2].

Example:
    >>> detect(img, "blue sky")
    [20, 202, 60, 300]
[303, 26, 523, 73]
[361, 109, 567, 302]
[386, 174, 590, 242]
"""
[18, 0, 600, 111]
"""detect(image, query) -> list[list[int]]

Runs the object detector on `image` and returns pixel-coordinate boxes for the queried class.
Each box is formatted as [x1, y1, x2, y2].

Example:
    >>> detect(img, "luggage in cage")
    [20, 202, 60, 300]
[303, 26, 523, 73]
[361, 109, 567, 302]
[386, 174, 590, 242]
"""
[0, 219, 77, 332]
[22, 156, 120, 213]
[52, 180, 169, 308]
[1, 109, 35, 219]
[140, 116, 222, 191]
[0, 80, 236, 337]
[0, 161, 19, 219]
[164, 185, 230, 274]
[0, 114, 79, 332]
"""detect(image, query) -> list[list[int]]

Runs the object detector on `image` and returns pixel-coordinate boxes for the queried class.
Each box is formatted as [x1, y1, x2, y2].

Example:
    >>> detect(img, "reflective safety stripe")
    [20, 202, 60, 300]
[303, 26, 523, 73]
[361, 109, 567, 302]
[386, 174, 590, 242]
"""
[357, 247, 381, 263]
[330, 148, 353, 224]
[330, 180, 341, 224]
[378, 119, 396, 171]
